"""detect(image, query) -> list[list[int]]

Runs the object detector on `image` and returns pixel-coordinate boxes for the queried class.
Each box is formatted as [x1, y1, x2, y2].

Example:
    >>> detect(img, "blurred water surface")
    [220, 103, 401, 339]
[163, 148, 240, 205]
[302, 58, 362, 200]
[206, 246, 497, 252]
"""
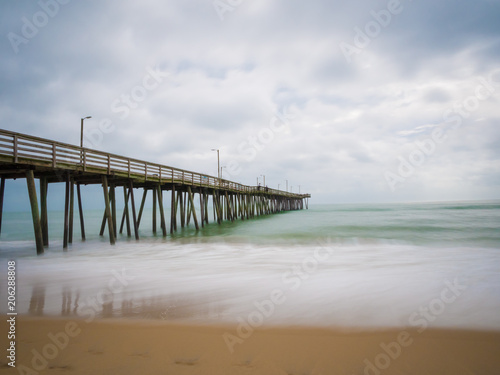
[1, 200, 499, 329]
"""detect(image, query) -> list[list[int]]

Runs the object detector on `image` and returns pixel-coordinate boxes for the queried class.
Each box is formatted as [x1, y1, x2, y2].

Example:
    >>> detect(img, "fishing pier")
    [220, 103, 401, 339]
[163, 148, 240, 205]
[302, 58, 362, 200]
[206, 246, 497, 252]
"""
[0, 129, 310, 255]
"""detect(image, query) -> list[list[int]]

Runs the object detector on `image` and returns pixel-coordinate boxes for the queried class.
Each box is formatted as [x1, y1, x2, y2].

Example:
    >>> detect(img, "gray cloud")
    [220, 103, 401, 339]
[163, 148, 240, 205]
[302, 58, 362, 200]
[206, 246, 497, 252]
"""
[0, 0, 499, 206]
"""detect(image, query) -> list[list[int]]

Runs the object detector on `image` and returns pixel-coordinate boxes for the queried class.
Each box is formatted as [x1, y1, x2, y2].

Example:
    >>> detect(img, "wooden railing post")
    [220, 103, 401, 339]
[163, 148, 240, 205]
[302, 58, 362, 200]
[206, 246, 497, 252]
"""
[13, 135, 18, 163]
[52, 142, 56, 168]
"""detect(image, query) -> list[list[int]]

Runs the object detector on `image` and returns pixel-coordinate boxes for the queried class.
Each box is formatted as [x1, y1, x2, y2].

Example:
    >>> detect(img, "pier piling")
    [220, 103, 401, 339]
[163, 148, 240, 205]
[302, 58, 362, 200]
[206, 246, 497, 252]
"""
[26, 170, 44, 255]
[0, 129, 310, 254]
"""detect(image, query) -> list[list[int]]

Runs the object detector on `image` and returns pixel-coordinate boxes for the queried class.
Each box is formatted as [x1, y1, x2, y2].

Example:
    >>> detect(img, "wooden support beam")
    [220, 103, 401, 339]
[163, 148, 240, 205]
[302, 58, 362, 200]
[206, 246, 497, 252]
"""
[225, 192, 232, 222]
[101, 175, 115, 245]
[252, 196, 256, 217]
[186, 191, 192, 226]
[183, 192, 187, 225]
[244, 195, 249, 219]
[173, 189, 178, 232]
[187, 186, 199, 230]
[212, 192, 216, 222]
[223, 194, 227, 221]
[40, 177, 49, 247]
[157, 185, 167, 237]
[204, 191, 209, 224]
[120, 186, 131, 236]
[119, 187, 127, 234]
[221, 193, 225, 221]
[249, 195, 253, 218]
[137, 189, 147, 228]
[199, 191, 204, 228]
[100, 210, 106, 236]
[233, 194, 238, 220]
[240, 194, 245, 219]
[68, 179, 74, 244]
[125, 187, 132, 236]
[152, 186, 157, 235]
[129, 181, 139, 240]
[26, 170, 44, 255]
[238, 194, 244, 220]
[179, 190, 185, 228]
[249, 196, 253, 217]
[230, 194, 235, 220]
[170, 185, 175, 234]
[218, 192, 223, 223]
[110, 183, 117, 237]
[247, 195, 251, 218]
[77, 183, 86, 241]
[228, 193, 233, 221]
[63, 173, 70, 250]
[213, 190, 221, 224]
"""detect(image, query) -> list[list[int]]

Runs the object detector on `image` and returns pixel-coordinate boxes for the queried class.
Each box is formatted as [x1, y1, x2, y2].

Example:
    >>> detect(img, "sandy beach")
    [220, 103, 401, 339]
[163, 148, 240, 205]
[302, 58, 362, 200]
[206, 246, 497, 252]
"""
[2, 317, 500, 375]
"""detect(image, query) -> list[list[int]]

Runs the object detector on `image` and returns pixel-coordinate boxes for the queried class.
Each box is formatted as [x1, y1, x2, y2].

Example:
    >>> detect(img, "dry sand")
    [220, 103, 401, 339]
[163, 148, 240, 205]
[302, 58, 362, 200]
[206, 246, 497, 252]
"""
[2, 317, 500, 374]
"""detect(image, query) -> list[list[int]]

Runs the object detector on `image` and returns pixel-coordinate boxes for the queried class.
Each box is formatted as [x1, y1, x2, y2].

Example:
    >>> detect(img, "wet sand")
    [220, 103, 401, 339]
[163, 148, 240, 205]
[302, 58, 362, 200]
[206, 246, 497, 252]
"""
[2, 317, 500, 374]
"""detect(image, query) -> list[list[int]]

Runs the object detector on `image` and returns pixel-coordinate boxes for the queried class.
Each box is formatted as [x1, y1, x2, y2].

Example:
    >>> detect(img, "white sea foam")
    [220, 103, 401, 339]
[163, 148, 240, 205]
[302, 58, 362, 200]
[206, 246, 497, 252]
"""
[1, 239, 499, 330]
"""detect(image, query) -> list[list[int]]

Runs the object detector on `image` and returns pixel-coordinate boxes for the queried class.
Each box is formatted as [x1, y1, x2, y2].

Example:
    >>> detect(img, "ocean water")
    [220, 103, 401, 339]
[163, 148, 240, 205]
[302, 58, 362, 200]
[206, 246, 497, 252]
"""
[1, 200, 499, 330]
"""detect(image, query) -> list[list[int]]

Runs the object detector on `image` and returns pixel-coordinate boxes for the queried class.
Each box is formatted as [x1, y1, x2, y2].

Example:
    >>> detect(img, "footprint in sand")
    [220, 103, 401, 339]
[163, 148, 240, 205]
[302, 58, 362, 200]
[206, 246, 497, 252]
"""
[174, 357, 199, 366]
[48, 364, 74, 371]
[129, 351, 150, 358]
[233, 359, 254, 368]
[87, 345, 105, 355]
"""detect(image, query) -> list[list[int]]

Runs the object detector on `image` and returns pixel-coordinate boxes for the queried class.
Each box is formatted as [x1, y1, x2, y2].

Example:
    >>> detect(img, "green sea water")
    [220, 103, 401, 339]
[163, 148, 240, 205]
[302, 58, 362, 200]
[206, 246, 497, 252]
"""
[1, 200, 499, 249]
[1, 200, 499, 329]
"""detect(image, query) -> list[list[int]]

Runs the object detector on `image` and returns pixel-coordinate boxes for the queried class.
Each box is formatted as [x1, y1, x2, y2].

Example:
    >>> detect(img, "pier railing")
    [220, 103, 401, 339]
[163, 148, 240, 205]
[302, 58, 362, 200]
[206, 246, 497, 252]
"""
[0, 129, 310, 198]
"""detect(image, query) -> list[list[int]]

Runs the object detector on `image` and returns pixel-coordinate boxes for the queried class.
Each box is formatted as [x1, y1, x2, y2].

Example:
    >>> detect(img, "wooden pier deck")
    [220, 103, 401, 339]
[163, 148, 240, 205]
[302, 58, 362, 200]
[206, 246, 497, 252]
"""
[0, 129, 310, 255]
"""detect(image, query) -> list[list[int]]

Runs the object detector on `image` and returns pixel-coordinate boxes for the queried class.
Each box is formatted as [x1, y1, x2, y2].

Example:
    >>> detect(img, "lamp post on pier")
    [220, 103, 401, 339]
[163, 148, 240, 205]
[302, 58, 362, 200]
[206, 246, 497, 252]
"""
[80, 116, 91, 164]
[80, 116, 92, 148]
[211, 149, 220, 186]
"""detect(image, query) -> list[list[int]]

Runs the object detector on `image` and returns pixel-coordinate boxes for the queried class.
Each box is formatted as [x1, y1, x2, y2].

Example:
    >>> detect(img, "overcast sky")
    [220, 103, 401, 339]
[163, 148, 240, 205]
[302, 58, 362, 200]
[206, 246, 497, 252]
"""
[1, 0, 500, 206]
